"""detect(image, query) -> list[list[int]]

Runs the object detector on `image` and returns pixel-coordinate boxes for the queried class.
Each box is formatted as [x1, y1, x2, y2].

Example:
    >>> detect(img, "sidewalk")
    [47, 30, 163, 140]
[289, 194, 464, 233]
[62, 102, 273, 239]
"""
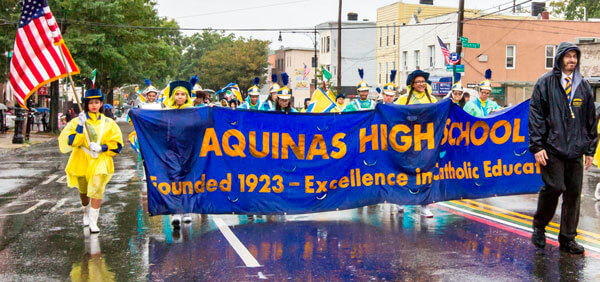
[0, 130, 57, 151]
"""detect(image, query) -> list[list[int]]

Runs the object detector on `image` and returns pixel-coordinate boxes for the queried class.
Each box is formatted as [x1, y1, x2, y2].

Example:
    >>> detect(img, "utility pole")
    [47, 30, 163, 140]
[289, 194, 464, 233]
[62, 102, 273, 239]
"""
[456, 0, 465, 64]
[337, 0, 342, 94]
[313, 26, 318, 93]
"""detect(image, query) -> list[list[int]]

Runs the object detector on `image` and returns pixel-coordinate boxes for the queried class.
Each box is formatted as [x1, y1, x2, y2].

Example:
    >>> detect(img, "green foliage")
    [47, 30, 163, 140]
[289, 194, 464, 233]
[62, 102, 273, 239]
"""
[178, 31, 270, 92]
[549, 0, 600, 20]
[0, 0, 183, 93]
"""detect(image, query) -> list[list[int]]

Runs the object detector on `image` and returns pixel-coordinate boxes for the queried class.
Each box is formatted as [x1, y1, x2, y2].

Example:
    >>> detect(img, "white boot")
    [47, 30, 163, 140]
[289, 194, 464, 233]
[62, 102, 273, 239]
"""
[595, 183, 600, 201]
[171, 214, 182, 229]
[82, 204, 90, 226]
[420, 205, 434, 218]
[89, 207, 100, 233]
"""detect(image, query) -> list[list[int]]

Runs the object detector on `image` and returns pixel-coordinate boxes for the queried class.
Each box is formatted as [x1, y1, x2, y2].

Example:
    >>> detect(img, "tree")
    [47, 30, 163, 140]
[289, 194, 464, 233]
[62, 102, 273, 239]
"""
[549, 0, 600, 20]
[178, 31, 269, 92]
[0, 0, 183, 93]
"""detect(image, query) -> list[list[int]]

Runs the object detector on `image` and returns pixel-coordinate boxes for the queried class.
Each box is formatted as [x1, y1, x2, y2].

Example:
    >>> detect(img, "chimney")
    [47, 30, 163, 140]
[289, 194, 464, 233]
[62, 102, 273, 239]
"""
[347, 12, 358, 21]
[541, 11, 549, 20]
[531, 2, 546, 17]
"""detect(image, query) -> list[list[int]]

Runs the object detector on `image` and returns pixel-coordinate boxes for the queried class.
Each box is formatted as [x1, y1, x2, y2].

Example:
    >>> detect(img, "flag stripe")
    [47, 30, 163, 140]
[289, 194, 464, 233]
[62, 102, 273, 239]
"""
[35, 17, 67, 74]
[14, 34, 45, 83]
[10, 54, 37, 91]
[22, 24, 56, 78]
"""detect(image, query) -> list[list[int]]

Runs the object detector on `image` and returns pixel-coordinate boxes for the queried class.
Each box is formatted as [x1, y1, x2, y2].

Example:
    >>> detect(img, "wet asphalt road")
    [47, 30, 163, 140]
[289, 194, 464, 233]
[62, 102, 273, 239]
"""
[0, 122, 598, 281]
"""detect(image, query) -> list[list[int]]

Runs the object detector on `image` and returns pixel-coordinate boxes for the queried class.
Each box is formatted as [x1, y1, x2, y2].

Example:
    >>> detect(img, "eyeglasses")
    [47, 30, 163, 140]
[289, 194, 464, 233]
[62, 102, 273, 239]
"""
[413, 80, 427, 84]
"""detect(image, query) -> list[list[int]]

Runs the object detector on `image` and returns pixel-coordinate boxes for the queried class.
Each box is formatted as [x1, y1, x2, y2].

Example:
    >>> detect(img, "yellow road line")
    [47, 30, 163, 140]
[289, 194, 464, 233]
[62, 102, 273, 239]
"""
[462, 199, 600, 240]
[450, 200, 600, 246]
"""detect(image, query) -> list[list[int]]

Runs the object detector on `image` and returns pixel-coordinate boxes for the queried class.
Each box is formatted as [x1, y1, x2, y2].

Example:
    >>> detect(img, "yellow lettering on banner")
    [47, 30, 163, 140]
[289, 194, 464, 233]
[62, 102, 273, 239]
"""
[359, 125, 379, 153]
[515, 163, 522, 175]
[396, 173, 408, 186]
[223, 129, 246, 157]
[389, 124, 411, 152]
[490, 120, 511, 145]
[272, 133, 280, 159]
[414, 123, 435, 151]
[249, 131, 269, 158]
[305, 175, 315, 193]
[172, 182, 181, 195]
[483, 160, 492, 177]
[281, 133, 305, 160]
[158, 182, 170, 195]
[339, 177, 349, 188]
[307, 134, 329, 160]
[182, 181, 193, 194]
[386, 173, 395, 186]
[470, 121, 489, 146]
[220, 173, 231, 192]
[194, 175, 205, 193]
[455, 122, 470, 146]
[512, 119, 525, 143]
[316, 181, 327, 193]
[329, 180, 338, 190]
[523, 163, 534, 174]
[207, 179, 217, 192]
[441, 119, 451, 145]
[380, 124, 388, 150]
[199, 128, 223, 157]
[331, 133, 347, 159]
[362, 173, 373, 186]
[374, 173, 385, 185]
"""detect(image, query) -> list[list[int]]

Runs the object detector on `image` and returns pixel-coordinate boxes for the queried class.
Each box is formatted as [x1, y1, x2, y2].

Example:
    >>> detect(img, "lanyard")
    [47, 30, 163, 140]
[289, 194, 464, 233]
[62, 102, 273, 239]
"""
[476, 99, 488, 116]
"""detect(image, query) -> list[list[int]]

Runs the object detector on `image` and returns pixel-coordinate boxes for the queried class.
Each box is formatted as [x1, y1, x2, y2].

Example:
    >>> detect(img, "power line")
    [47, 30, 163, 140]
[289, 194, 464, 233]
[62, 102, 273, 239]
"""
[176, 0, 314, 19]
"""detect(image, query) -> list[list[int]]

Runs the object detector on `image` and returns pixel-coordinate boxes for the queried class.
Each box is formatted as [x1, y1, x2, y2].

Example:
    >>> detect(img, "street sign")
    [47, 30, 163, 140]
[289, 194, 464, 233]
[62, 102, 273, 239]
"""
[449, 52, 460, 64]
[37, 86, 48, 96]
[446, 64, 464, 72]
[463, 42, 480, 48]
[466, 83, 477, 88]
[460, 37, 468, 43]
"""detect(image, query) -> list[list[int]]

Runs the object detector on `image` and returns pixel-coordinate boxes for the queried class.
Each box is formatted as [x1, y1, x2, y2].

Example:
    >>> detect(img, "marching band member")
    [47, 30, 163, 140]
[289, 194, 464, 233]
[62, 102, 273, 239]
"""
[448, 77, 467, 108]
[239, 77, 263, 110]
[343, 68, 375, 112]
[463, 69, 501, 117]
[274, 73, 297, 113]
[139, 79, 163, 110]
[381, 74, 398, 104]
[262, 74, 280, 111]
[335, 93, 346, 110]
[396, 70, 437, 105]
[58, 89, 124, 233]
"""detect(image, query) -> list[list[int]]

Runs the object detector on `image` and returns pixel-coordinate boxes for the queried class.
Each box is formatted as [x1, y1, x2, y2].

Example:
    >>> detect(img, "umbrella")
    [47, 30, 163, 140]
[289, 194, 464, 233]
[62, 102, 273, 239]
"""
[0, 103, 7, 111]
[103, 104, 113, 110]
[35, 107, 49, 112]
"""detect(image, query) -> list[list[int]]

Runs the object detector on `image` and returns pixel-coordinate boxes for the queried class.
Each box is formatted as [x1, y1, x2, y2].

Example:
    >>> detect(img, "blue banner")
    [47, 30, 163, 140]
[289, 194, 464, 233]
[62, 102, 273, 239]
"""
[129, 99, 542, 215]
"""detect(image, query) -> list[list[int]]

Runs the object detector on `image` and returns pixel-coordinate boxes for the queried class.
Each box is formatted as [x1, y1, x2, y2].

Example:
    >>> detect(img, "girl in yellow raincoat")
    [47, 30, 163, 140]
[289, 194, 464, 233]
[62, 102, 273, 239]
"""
[58, 89, 123, 233]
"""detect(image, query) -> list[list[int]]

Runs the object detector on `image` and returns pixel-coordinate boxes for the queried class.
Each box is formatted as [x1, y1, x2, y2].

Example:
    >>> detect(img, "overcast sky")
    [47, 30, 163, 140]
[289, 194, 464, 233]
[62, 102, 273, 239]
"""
[154, 0, 529, 49]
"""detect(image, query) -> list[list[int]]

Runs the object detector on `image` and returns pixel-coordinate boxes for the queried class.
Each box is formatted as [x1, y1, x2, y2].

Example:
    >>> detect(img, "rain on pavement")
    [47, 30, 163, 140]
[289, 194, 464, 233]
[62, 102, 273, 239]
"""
[0, 122, 598, 281]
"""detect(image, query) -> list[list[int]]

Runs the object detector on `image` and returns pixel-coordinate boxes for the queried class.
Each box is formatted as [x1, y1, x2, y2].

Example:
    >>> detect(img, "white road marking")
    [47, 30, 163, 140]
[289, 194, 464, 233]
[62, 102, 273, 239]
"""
[41, 174, 59, 185]
[49, 198, 68, 212]
[0, 200, 50, 216]
[56, 175, 67, 184]
[213, 217, 261, 267]
[437, 202, 600, 254]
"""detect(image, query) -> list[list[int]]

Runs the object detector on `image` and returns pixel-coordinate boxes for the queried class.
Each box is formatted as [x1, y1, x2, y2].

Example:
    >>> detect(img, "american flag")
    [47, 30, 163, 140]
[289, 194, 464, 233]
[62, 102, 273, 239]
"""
[437, 36, 451, 65]
[9, 0, 79, 108]
[302, 63, 310, 80]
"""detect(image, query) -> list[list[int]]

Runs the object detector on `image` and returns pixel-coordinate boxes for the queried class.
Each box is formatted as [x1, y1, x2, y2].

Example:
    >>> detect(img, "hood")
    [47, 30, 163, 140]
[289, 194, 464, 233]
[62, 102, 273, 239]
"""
[554, 42, 582, 94]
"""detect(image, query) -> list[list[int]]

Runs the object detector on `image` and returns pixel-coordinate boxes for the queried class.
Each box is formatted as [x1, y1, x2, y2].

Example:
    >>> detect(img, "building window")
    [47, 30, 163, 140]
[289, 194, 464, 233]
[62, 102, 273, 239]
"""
[403, 51, 408, 70]
[392, 24, 396, 45]
[379, 26, 382, 47]
[326, 37, 330, 53]
[379, 63, 382, 84]
[386, 25, 389, 47]
[545, 45, 556, 69]
[428, 45, 435, 67]
[385, 62, 389, 83]
[414, 50, 420, 69]
[506, 45, 516, 69]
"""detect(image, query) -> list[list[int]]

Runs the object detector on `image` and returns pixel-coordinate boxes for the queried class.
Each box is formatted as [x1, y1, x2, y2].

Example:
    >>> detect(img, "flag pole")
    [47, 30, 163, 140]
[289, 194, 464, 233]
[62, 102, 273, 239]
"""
[57, 44, 83, 112]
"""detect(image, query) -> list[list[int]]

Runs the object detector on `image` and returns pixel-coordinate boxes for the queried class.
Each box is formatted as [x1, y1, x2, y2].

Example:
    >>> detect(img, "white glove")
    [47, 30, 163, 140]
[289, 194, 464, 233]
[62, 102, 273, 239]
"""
[78, 112, 87, 126]
[89, 142, 102, 153]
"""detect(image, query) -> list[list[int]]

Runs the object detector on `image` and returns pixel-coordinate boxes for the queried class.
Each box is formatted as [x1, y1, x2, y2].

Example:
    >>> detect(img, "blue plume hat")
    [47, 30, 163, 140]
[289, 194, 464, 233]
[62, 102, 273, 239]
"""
[144, 79, 152, 87]
[247, 77, 261, 96]
[485, 69, 492, 79]
[269, 73, 280, 93]
[281, 72, 289, 86]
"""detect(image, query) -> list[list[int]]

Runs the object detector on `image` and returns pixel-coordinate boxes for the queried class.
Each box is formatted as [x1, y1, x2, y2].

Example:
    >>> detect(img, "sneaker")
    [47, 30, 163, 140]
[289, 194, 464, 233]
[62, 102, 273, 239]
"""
[420, 206, 434, 218]
[559, 240, 584, 254]
[531, 227, 546, 249]
[171, 214, 182, 229]
[595, 183, 600, 201]
[183, 214, 192, 223]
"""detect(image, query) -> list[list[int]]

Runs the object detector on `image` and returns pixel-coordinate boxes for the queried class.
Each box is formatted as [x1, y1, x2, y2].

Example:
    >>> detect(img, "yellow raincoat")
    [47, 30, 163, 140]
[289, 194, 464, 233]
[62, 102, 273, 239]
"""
[395, 84, 437, 105]
[593, 122, 600, 166]
[163, 86, 193, 109]
[58, 113, 123, 199]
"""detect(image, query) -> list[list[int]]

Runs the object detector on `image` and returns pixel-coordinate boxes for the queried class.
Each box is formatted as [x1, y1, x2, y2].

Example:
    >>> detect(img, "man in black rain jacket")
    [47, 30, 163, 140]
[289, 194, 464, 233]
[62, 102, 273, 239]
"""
[529, 42, 597, 254]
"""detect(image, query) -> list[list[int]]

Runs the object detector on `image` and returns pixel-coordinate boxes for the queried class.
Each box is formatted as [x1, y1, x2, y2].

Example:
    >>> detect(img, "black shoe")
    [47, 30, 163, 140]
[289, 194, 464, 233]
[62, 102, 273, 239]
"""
[531, 227, 546, 249]
[559, 240, 585, 254]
